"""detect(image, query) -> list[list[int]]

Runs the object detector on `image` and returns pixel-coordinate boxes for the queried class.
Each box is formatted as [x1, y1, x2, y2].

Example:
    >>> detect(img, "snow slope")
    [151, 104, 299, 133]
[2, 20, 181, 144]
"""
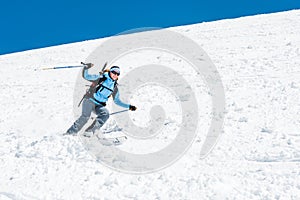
[1, 10, 300, 199]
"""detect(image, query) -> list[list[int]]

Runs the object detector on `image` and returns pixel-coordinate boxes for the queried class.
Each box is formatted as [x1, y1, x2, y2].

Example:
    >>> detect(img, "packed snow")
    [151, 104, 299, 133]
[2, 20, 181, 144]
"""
[0, 10, 300, 199]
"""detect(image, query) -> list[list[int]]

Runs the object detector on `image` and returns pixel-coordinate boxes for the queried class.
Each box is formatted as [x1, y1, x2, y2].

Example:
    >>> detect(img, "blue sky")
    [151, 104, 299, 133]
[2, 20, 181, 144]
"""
[0, 0, 299, 55]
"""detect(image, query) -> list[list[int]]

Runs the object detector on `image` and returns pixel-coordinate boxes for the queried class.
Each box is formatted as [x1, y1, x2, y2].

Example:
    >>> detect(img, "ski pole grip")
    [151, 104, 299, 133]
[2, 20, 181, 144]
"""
[81, 62, 93, 69]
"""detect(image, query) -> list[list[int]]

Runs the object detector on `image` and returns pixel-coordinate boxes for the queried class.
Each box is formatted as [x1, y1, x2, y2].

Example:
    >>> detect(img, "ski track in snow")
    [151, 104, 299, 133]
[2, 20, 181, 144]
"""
[0, 10, 300, 199]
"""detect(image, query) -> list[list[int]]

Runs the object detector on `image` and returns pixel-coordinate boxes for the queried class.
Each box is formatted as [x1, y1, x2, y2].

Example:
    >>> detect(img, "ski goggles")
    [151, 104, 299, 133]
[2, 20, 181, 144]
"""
[111, 70, 120, 76]
[110, 66, 120, 75]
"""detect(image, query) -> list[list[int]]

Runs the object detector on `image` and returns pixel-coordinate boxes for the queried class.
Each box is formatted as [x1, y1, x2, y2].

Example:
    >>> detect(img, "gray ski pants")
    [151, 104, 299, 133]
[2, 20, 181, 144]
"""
[67, 98, 109, 134]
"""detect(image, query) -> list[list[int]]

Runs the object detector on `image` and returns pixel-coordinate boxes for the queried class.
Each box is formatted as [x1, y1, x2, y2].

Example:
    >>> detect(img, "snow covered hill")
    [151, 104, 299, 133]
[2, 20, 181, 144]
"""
[0, 10, 300, 199]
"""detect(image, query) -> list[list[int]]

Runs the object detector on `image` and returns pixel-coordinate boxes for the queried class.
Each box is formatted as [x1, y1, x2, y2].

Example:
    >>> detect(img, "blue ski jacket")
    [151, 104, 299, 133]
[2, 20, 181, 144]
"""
[83, 69, 130, 109]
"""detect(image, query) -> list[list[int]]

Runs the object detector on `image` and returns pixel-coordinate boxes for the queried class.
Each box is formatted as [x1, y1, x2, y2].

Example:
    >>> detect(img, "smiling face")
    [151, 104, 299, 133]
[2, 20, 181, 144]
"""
[110, 71, 119, 80]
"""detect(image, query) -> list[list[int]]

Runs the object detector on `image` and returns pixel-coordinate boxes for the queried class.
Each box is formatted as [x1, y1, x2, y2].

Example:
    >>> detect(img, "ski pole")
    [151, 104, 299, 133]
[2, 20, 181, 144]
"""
[90, 109, 129, 120]
[36, 65, 84, 71]
[110, 109, 129, 116]
[37, 62, 107, 71]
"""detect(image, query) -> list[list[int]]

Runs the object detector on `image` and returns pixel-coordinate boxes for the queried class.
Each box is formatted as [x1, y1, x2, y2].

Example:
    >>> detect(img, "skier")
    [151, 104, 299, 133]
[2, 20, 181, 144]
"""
[66, 63, 137, 137]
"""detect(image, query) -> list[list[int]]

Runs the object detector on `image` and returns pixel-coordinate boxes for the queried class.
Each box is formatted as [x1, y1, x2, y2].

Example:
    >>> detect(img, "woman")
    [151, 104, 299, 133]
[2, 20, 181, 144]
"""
[66, 64, 136, 137]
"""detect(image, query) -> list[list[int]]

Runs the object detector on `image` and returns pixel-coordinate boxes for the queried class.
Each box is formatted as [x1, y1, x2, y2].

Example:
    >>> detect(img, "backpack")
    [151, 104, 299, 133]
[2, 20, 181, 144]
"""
[78, 64, 118, 107]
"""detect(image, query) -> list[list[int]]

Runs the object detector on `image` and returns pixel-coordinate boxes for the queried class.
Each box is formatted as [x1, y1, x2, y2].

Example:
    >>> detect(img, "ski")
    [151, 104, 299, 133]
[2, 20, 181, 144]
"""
[96, 135, 127, 146]
[62, 132, 127, 146]
[62, 132, 76, 136]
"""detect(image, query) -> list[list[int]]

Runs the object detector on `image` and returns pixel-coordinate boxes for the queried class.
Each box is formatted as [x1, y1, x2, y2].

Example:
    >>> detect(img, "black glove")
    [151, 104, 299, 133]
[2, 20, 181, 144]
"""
[129, 105, 137, 111]
[84, 63, 94, 69]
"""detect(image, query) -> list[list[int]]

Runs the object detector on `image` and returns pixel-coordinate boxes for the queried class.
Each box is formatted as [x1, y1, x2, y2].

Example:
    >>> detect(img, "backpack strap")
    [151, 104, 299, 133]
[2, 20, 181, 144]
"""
[111, 81, 118, 99]
[94, 76, 107, 93]
[88, 79, 118, 107]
